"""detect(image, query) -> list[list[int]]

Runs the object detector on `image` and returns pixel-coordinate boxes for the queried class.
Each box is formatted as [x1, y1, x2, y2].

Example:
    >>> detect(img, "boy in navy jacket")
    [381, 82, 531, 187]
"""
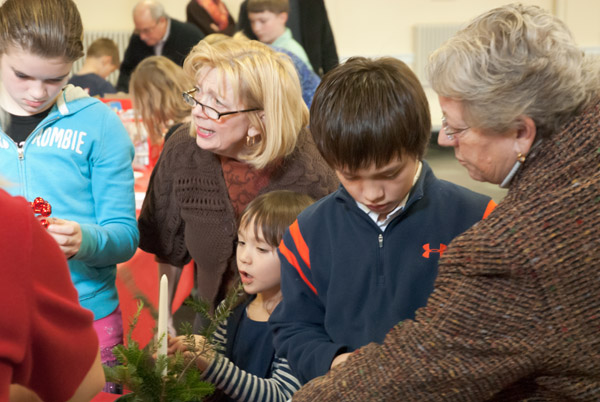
[269, 57, 496, 384]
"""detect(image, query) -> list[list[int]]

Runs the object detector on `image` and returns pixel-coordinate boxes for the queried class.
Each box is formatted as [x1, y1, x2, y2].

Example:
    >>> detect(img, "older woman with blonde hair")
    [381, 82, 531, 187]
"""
[291, 4, 600, 401]
[138, 37, 337, 329]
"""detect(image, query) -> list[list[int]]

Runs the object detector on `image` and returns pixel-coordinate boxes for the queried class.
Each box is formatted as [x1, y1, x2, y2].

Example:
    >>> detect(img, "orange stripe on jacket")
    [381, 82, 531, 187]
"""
[289, 220, 310, 269]
[279, 240, 318, 295]
[483, 199, 497, 219]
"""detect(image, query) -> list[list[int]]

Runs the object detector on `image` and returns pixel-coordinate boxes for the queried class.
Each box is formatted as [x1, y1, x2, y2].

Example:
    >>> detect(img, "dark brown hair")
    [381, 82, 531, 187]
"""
[0, 0, 83, 62]
[239, 190, 314, 248]
[310, 57, 431, 171]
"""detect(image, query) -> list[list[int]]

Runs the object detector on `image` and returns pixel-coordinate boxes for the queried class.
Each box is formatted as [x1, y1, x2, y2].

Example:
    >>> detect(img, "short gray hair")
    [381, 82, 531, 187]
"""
[426, 3, 600, 139]
[133, 0, 167, 21]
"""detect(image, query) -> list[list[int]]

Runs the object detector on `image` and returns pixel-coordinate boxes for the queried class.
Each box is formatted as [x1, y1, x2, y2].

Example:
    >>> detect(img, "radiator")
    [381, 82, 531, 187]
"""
[413, 23, 462, 85]
[71, 30, 132, 86]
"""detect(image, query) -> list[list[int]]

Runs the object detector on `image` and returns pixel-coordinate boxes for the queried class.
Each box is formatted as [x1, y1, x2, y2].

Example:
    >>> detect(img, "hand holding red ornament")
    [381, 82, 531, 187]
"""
[46, 218, 82, 259]
[30, 197, 52, 228]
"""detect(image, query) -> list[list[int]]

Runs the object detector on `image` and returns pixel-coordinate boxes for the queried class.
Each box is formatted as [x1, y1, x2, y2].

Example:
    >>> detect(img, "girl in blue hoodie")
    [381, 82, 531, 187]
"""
[0, 0, 139, 393]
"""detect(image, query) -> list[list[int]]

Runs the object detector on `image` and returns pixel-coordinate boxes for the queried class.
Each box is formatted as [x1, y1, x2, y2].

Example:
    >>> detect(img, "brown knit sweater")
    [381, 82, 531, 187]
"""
[293, 101, 600, 401]
[138, 125, 338, 313]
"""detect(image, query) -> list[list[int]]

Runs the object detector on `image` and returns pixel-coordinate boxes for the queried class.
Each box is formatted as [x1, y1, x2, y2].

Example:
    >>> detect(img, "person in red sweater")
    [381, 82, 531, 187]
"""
[0, 188, 104, 401]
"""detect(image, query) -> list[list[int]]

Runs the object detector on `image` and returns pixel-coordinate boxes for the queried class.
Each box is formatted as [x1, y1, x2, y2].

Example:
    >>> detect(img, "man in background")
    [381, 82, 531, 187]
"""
[116, 0, 204, 92]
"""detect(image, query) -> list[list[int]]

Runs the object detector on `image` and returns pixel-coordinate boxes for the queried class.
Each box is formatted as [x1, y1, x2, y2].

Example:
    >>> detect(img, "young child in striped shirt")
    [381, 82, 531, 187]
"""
[169, 190, 314, 402]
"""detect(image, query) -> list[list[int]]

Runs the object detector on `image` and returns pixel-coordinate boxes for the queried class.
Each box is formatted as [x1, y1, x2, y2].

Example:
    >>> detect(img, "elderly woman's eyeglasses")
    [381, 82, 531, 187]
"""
[182, 88, 261, 121]
[441, 116, 470, 141]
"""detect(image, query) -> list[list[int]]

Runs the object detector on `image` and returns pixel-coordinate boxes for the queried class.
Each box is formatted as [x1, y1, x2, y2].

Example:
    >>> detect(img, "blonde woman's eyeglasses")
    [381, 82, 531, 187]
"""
[182, 88, 261, 121]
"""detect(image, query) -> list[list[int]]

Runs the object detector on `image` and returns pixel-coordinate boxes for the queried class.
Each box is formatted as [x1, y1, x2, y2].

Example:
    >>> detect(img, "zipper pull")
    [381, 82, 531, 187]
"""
[378, 233, 383, 248]
[17, 141, 25, 160]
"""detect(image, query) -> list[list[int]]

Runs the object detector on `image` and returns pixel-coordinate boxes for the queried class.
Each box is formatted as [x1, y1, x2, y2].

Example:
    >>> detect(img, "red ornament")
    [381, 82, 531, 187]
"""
[30, 197, 52, 228]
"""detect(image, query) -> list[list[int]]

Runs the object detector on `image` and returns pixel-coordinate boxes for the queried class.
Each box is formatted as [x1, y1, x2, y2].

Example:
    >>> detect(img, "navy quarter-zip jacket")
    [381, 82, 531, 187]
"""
[270, 161, 495, 384]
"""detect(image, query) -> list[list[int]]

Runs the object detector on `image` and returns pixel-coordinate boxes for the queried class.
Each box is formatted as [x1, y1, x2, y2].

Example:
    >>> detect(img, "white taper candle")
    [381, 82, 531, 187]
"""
[157, 273, 169, 376]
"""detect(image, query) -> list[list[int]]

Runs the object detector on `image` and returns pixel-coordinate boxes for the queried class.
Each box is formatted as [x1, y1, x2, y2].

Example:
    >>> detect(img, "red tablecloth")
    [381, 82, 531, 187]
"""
[91, 166, 194, 402]
[114, 165, 194, 347]
[114, 165, 157, 347]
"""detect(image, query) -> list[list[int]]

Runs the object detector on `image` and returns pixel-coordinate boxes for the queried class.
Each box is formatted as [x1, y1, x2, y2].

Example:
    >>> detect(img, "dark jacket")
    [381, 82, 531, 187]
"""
[270, 162, 495, 383]
[67, 73, 116, 97]
[237, 0, 338, 75]
[116, 18, 204, 92]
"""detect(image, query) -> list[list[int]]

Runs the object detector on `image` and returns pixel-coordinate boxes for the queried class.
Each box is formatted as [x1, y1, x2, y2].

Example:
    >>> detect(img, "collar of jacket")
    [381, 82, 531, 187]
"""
[333, 160, 433, 213]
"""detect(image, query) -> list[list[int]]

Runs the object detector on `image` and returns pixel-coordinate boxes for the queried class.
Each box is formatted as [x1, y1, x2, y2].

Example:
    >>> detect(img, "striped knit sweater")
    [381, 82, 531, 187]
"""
[292, 100, 600, 401]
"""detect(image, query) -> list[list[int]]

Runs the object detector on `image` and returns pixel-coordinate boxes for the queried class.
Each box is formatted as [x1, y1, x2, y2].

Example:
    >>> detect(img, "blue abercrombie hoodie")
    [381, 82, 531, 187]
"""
[0, 84, 139, 320]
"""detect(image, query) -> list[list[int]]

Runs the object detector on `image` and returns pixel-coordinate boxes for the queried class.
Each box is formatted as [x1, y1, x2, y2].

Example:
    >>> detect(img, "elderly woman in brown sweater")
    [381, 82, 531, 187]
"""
[138, 37, 338, 330]
[292, 4, 600, 401]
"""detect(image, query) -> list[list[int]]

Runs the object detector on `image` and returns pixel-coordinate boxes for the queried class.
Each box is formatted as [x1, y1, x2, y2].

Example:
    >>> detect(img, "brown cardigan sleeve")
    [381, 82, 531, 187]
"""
[138, 128, 191, 267]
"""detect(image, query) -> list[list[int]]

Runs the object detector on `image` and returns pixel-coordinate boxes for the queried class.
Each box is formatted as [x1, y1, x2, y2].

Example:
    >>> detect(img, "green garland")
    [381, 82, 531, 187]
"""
[104, 285, 242, 402]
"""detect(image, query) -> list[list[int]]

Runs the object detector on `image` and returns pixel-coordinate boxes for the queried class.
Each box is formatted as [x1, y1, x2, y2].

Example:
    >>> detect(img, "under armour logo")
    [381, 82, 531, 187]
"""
[422, 243, 447, 258]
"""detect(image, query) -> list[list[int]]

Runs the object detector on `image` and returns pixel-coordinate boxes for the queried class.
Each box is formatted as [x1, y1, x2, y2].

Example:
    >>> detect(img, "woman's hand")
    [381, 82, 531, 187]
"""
[46, 218, 82, 259]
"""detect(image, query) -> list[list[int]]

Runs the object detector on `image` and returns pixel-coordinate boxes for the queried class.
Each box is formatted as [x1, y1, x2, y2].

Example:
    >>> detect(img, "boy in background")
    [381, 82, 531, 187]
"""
[269, 57, 496, 384]
[247, 0, 312, 71]
[69, 38, 119, 97]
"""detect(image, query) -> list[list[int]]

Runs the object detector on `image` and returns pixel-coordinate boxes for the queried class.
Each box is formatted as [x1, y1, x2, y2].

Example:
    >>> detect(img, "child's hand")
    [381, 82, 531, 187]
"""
[167, 335, 215, 371]
[330, 352, 351, 369]
[46, 218, 82, 258]
[168, 335, 192, 355]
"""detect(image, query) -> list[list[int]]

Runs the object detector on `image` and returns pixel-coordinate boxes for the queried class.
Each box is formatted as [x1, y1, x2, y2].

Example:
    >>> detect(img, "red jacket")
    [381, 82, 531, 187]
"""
[0, 189, 98, 401]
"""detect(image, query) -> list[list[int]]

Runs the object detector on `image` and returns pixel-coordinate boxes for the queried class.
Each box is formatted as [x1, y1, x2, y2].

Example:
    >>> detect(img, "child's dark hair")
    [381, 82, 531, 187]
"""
[247, 0, 289, 15]
[309, 57, 431, 171]
[0, 0, 84, 62]
[239, 190, 315, 247]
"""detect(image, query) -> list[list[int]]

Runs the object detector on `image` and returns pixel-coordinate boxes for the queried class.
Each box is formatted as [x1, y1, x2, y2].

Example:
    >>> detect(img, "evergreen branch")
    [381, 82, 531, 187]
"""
[102, 284, 240, 401]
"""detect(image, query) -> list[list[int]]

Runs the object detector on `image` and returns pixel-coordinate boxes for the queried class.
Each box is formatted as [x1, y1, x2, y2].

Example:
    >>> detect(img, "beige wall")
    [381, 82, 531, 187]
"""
[75, 0, 600, 56]
[74, 0, 600, 125]
[326, 0, 554, 59]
